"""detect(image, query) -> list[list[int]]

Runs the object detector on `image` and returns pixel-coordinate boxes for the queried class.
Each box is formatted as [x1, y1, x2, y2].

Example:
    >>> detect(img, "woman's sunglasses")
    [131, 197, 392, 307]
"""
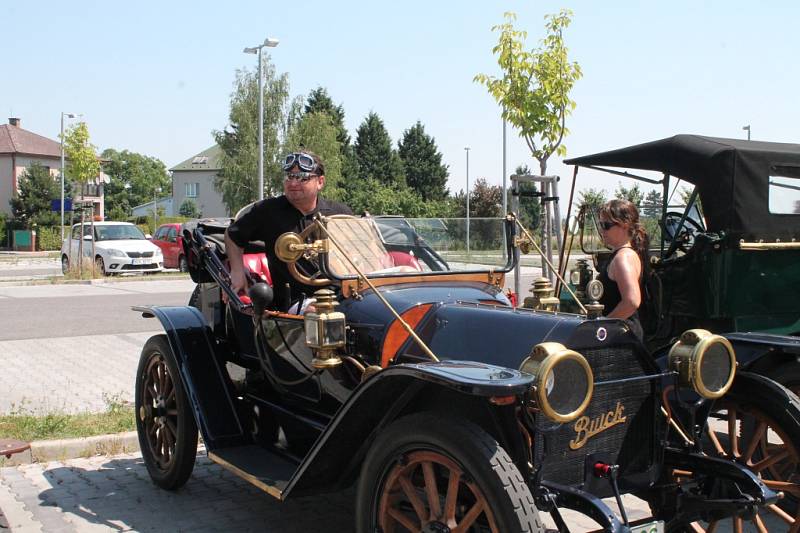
[598, 220, 617, 231]
[282, 152, 318, 173]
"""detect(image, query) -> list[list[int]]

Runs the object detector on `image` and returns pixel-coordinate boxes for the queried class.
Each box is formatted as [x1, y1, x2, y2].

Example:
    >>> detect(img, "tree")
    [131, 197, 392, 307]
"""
[305, 87, 350, 148]
[578, 188, 607, 211]
[642, 189, 663, 218]
[346, 178, 450, 217]
[475, 10, 582, 175]
[470, 178, 503, 217]
[213, 60, 292, 213]
[354, 112, 404, 187]
[9, 163, 63, 228]
[101, 149, 170, 220]
[179, 199, 200, 218]
[397, 122, 449, 201]
[63, 122, 101, 194]
[508, 163, 542, 229]
[615, 182, 644, 206]
[284, 111, 345, 202]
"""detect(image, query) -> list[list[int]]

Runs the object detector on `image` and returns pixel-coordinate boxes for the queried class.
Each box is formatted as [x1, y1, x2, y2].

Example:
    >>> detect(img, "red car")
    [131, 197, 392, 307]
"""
[150, 223, 188, 272]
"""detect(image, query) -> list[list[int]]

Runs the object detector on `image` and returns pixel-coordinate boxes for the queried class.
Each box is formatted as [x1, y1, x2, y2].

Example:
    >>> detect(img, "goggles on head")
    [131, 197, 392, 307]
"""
[284, 171, 319, 183]
[282, 152, 318, 173]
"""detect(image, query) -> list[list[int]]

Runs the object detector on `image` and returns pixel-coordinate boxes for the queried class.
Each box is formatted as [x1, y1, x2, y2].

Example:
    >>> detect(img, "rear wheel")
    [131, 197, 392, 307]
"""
[61, 255, 69, 274]
[356, 413, 543, 532]
[135, 334, 198, 490]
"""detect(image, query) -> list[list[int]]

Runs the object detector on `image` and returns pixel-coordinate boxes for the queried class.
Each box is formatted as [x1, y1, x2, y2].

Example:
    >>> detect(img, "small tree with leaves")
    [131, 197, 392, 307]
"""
[179, 199, 200, 218]
[475, 10, 582, 176]
[642, 189, 663, 218]
[10, 163, 64, 228]
[63, 122, 100, 200]
[615, 182, 644, 206]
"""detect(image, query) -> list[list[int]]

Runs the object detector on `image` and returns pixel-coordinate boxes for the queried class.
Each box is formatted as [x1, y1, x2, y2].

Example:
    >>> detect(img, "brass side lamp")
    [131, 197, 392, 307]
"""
[304, 288, 346, 368]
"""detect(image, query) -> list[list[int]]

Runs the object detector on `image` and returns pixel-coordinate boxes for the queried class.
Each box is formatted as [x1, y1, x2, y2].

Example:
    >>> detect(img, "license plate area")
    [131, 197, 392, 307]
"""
[132, 258, 150, 265]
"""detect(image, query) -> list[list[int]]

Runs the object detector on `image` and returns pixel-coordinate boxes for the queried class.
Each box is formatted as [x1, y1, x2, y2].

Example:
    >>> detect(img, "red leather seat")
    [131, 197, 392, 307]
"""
[238, 253, 272, 304]
[388, 251, 422, 271]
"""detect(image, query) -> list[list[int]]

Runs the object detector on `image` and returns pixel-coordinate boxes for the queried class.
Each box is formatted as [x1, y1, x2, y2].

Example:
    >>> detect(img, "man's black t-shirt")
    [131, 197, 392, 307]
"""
[227, 195, 352, 310]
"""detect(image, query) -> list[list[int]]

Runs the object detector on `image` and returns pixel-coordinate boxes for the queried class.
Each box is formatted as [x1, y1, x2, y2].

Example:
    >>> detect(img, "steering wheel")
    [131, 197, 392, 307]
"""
[663, 211, 704, 254]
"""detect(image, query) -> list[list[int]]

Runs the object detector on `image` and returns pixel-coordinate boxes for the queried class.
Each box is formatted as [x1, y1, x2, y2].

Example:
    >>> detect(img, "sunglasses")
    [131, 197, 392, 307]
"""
[282, 152, 318, 173]
[285, 172, 319, 183]
[598, 220, 617, 231]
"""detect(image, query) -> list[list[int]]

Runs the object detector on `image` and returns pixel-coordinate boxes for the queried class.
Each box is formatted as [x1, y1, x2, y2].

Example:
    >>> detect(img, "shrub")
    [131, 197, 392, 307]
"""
[36, 226, 63, 251]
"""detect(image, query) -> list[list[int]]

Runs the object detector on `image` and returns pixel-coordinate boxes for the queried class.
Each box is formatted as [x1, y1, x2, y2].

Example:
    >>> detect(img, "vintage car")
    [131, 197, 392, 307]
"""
[563, 135, 800, 395]
[133, 213, 795, 531]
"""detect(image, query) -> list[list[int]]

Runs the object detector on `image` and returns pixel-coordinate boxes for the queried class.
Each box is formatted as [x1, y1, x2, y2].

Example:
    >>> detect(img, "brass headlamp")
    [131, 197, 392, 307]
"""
[304, 289, 346, 368]
[667, 329, 736, 399]
[520, 342, 594, 423]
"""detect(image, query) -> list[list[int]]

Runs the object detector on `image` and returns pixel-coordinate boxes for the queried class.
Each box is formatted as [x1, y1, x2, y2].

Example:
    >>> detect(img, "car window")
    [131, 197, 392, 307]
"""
[95, 225, 147, 241]
[154, 227, 165, 240]
[167, 227, 177, 243]
[72, 226, 81, 239]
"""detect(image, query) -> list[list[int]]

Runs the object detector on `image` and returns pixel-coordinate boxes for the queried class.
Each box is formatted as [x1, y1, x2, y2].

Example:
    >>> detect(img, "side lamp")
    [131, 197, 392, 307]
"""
[304, 288, 346, 368]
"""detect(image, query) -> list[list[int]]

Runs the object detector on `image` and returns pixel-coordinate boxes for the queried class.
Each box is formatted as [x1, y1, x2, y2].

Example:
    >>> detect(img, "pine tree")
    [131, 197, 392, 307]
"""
[10, 163, 63, 228]
[354, 112, 404, 187]
[397, 122, 449, 201]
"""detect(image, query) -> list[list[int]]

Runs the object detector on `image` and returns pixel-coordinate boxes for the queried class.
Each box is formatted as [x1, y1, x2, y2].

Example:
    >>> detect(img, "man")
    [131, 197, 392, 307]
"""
[225, 150, 352, 310]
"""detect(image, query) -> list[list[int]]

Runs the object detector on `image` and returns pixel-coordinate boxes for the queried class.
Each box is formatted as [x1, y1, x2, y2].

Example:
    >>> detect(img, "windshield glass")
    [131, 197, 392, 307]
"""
[324, 216, 511, 278]
[95, 225, 146, 241]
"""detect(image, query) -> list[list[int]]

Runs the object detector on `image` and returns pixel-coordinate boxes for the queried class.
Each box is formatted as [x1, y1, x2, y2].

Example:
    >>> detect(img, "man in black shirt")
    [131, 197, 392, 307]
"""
[225, 151, 352, 310]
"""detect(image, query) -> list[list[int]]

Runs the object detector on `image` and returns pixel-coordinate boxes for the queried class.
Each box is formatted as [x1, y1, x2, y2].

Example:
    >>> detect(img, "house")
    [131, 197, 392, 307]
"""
[0, 117, 106, 219]
[170, 145, 226, 217]
[131, 197, 174, 218]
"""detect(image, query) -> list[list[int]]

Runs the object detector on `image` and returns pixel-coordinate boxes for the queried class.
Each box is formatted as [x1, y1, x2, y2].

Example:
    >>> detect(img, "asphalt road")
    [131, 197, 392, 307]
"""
[0, 278, 195, 341]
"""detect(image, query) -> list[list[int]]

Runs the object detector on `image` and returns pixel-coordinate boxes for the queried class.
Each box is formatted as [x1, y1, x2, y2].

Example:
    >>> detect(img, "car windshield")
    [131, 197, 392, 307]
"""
[324, 216, 512, 278]
[95, 225, 146, 241]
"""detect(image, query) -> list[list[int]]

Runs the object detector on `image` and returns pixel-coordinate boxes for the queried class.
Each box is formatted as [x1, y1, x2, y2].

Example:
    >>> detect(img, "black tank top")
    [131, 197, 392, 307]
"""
[597, 247, 644, 340]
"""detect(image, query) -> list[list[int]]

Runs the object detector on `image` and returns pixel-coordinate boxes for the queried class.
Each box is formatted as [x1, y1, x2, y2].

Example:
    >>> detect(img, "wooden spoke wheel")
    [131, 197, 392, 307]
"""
[665, 373, 800, 532]
[356, 413, 543, 533]
[135, 334, 198, 490]
[378, 450, 498, 532]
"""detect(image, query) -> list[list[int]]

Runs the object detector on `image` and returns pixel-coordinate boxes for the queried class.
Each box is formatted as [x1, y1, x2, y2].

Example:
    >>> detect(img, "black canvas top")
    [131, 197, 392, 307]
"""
[564, 135, 800, 241]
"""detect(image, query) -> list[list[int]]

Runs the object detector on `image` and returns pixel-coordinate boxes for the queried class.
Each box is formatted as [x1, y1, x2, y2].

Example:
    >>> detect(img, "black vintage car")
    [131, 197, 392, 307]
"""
[134, 214, 789, 531]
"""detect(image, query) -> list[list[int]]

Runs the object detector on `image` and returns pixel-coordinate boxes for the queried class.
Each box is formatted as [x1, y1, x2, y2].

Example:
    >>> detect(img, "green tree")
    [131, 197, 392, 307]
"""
[213, 60, 292, 213]
[470, 178, 503, 217]
[284, 111, 345, 202]
[642, 189, 663, 218]
[578, 188, 607, 211]
[305, 87, 350, 148]
[101, 149, 170, 220]
[9, 163, 63, 228]
[63, 122, 101, 195]
[508, 163, 542, 229]
[354, 112, 404, 187]
[178, 199, 199, 218]
[347, 178, 448, 217]
[475, 10, 582, 175]
[615, 182, 644, 206]
[397, 121, 449, 201]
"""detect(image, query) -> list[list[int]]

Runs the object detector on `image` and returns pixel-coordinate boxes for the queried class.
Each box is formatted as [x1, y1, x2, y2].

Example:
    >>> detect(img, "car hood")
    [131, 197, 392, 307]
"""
[95, 239, 161, 253]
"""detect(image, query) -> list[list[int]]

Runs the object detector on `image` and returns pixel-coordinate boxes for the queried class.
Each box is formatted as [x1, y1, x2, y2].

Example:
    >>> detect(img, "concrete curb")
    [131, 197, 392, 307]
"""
[0, 432, 139, 466]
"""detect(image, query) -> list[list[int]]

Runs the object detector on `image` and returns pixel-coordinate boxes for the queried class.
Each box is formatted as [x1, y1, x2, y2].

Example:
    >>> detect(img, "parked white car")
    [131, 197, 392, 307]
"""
[61, 222, 164, 275]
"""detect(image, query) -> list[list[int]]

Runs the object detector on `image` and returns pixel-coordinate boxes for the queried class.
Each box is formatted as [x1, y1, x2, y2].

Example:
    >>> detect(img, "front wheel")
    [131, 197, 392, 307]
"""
[95, 256, 108, 276]
[356, 413, 543, 532]
[135, 334, 198, 490]
[61, 255, 69, 274]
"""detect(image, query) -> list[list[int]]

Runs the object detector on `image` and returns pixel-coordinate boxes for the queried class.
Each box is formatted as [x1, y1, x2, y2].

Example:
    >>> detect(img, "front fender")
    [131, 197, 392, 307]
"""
[133, 305, 246, 449]
[284, 361, 532, 498]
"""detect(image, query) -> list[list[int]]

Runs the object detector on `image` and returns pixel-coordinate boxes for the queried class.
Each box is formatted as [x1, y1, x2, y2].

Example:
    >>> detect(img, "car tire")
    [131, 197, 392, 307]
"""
[95, 256, 108, 276]
[763, 362, 800, 399]
[61, 255, 69, 274]
[355, 412, 544, 533]
[135, 334, 198, 490]
[178, 255, 189, 273]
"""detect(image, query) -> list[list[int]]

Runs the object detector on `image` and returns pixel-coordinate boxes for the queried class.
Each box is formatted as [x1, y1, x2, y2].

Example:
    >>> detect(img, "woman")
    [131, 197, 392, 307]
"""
[596, 199, 649, 340]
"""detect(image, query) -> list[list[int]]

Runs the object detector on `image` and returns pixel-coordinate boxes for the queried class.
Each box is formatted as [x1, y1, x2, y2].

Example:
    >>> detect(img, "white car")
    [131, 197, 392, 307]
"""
[61, 222, 164, 275]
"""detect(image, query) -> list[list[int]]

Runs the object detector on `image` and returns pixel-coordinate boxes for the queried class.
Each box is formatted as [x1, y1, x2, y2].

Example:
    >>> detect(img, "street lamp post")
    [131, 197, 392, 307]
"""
[743, 125, 751, 141]
[153, 186, 161, 230]
[244, 37, 280, 201]
[60, 112, 78, 242]
[464, 147, 470, 255]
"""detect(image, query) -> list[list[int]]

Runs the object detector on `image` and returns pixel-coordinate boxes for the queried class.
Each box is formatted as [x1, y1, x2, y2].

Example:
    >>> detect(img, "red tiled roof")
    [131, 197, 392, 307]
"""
[0, 124, 61, 158]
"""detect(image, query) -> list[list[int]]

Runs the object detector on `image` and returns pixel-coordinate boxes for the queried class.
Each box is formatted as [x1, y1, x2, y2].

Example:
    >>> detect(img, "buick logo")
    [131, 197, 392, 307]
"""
[596, 327, 607, 342]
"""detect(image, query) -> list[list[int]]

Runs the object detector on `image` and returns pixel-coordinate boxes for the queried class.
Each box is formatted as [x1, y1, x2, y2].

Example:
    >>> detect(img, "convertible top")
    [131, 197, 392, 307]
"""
[564, 134, 800, 240]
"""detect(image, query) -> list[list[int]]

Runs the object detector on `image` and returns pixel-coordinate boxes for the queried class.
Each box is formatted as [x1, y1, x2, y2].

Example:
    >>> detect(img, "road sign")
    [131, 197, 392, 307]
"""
[51, 199, 73, 212]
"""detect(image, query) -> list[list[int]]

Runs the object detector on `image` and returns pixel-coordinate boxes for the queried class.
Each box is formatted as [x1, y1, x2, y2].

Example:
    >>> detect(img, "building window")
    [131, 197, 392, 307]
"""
[185, 182, 198, 198]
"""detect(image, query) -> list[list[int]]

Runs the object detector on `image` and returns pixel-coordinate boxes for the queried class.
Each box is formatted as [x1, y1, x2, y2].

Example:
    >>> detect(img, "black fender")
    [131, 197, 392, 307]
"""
[283, 361, 533, 498]
[133, 305, 246, 449]
[723, 332, 800, 375]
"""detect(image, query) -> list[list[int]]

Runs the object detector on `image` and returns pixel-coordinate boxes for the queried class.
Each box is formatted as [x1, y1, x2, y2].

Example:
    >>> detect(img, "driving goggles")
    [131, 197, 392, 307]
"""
[285, 172, 319, 182]
[282, 152, 318, 173]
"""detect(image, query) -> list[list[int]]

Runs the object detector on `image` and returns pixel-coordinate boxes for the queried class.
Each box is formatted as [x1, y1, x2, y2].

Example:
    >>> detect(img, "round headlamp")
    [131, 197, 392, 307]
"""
[667, 329, 736, 399]
[520, 342, 594, 423]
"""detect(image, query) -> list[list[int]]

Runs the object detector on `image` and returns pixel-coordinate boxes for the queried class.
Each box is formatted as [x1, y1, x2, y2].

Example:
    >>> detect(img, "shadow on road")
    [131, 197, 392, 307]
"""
[37, 454, 355, 532]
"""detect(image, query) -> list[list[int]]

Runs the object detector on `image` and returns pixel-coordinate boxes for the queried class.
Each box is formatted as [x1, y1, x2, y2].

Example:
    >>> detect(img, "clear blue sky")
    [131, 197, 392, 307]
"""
[3, 0, 799, 201]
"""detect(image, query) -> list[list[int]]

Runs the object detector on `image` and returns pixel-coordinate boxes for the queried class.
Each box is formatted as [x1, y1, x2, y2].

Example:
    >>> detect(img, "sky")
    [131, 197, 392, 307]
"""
[3, 0, 800, 205]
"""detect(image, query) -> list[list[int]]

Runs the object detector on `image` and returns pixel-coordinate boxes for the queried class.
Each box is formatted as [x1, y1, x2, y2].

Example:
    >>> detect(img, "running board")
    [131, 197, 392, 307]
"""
[208, 445, 298, 501]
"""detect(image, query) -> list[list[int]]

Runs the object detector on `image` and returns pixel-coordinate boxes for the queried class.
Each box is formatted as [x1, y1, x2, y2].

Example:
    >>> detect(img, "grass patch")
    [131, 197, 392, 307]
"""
[0, 394, 135, 441]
